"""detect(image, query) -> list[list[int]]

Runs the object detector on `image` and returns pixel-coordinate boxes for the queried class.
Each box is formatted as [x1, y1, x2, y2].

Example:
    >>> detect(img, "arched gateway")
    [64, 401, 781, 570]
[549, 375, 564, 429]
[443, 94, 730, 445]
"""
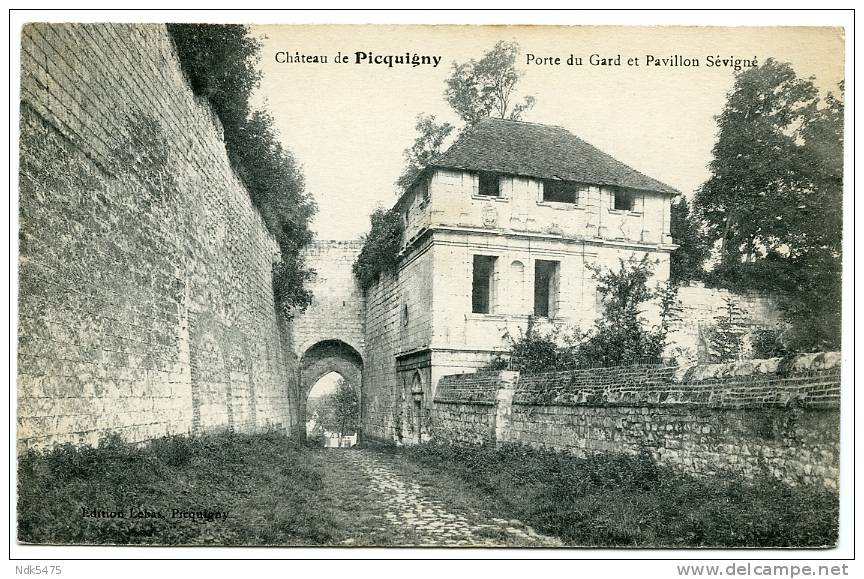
[299, 339, 363, 441]
[289, 241, 366, 440]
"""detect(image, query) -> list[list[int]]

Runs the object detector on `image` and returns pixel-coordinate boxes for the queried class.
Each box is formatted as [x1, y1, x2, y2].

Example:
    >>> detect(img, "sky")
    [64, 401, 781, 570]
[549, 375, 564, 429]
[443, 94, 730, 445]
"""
[307, 372, 344, 400]
[250, 25, 844, 241]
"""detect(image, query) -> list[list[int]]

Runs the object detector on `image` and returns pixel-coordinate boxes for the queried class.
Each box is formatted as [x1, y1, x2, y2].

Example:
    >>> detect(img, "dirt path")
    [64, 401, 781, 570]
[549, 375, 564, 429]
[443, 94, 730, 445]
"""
[318, 447, 562, 547]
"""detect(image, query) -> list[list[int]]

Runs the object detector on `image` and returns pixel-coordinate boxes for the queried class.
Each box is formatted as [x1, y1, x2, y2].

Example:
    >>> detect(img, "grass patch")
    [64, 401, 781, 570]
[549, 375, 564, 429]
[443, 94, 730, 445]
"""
[396, 443, 839, 548]
[17, 431, 348, 545]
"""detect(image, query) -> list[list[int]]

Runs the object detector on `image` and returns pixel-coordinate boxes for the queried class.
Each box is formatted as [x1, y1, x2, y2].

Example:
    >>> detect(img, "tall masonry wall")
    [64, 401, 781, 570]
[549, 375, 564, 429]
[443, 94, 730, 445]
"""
[17, 23, 294, 452]
[363, 241, 435, 443]
[431, 353, 841, 489]
[291, 241, 365, 358]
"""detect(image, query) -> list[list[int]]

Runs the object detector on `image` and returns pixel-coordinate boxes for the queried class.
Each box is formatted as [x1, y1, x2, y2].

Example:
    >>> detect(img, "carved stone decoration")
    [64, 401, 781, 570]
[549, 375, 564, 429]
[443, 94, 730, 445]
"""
[509, 215, 527, 231]
[481, 202, 498, 227]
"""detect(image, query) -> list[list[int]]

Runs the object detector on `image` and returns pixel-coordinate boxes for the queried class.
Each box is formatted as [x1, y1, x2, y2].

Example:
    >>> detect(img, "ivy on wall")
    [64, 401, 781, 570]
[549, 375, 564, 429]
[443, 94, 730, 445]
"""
[352, 208, 405, 290]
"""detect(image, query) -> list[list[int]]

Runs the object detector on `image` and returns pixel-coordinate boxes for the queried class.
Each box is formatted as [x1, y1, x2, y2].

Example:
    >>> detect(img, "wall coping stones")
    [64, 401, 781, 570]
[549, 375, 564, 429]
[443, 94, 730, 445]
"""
[436, 353, 841, 409]
[676, 351, 841, 383]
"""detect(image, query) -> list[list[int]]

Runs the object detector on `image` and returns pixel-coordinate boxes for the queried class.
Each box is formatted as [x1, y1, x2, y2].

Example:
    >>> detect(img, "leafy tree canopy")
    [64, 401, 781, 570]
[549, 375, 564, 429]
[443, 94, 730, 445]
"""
[314, 379, 360, 438]
[394, 40, 535, 195]
[445, 40, 536, 126]
[694, 58, 843, 351]
[669, 197, 710, 285]
[696, 58, 835, 259]
[395, 114, 455, 194]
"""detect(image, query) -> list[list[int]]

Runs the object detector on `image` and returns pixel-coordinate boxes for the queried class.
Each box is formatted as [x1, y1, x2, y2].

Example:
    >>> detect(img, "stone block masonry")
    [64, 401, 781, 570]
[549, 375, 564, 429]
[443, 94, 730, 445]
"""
[669, 284, 783, 361]
[17, 24, 294, 452]
[431, 354, 840, 489]
[291, 241, 366, 358]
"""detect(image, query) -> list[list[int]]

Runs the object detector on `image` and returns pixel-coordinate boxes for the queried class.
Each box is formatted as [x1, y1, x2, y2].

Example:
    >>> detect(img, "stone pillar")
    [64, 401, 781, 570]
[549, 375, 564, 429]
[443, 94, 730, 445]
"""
[494, 371, 519, 446]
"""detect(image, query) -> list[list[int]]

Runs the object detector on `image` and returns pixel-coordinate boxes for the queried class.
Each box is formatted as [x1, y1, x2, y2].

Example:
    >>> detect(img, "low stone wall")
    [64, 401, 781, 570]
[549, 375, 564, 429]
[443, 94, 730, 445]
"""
[430, 371, 512, 445]
[431, 354, 841, 489]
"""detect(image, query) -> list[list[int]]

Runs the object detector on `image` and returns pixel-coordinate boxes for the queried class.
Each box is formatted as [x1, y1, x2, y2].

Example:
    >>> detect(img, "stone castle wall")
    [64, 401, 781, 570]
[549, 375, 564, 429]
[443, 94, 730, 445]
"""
[291, 241, 366, 359]
[17, 23, 294, 452]
[431, 353, 841, 489]
[362, 242, 435, 443]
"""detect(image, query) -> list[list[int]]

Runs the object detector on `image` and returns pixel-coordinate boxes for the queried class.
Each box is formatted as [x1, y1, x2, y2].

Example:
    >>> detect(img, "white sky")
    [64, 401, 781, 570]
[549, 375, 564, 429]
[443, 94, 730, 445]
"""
[251, 25, 844, 241]
[307, 371, 343, 400]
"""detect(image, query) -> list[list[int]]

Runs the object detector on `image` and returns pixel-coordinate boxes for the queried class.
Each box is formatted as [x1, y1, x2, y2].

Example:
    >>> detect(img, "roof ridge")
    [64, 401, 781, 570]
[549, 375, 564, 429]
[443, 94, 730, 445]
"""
[479, 117, 568, 130]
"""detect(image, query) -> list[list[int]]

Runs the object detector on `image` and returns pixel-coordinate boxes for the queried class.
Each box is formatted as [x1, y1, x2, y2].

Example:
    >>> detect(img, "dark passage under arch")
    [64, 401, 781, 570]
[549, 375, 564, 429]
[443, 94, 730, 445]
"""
[298, 339, 363, 441]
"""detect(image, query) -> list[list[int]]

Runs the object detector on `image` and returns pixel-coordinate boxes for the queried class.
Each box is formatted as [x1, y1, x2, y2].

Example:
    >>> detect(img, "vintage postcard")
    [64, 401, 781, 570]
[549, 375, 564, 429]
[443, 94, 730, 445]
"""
[13, 15, 848, 556]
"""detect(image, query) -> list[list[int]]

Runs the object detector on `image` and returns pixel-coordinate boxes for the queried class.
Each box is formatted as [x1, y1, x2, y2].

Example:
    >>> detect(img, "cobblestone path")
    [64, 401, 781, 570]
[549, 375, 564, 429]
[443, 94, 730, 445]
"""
[320, 448, 562, 547]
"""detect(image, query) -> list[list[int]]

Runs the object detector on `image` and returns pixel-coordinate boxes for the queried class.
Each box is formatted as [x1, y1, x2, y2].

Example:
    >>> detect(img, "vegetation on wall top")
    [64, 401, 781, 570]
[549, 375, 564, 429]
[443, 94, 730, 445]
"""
[167, 24, 316, 315]
[352, 207, 404, 290]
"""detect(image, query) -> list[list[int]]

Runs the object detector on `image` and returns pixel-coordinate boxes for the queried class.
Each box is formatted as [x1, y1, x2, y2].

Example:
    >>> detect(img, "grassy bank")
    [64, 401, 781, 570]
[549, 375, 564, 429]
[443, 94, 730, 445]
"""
[396, 443, 839, 548]
[18, 432, 839, 547]
[17, 431, 343, 545]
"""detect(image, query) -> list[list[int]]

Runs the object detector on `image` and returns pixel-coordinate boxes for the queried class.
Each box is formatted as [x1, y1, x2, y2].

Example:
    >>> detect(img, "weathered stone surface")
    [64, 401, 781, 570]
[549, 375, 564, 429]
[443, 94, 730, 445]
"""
[17, 24, 293, 452]
[431, 359, 841, 489]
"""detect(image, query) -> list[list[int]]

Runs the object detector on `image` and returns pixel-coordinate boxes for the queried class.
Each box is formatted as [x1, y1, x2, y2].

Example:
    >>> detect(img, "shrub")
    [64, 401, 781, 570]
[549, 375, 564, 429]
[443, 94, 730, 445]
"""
[487, 318, 584, 373]
[17, 430, 335, 545]
[401, 442, 838, 547]
[489, 256, 679, 371]
[705, 297, 748, 362]
[580, 256, 677, 365]
[167, 24, 316, 314]
[750, 327, 794, 359]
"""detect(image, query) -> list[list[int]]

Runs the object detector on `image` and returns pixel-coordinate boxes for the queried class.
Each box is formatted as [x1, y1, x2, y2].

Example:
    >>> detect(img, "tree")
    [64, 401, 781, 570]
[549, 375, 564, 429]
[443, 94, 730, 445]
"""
[579, 256, 677, 366]
[395, 114, 455, 193]
[694, 59, 843, 351]
[393, 40, 536, 194]
[316, 379, 360, 438]
[704, 298, 748, 363]
[695, 58, 819, 262]
[669, 197, 709, 285]
[445, 40, 536, 126]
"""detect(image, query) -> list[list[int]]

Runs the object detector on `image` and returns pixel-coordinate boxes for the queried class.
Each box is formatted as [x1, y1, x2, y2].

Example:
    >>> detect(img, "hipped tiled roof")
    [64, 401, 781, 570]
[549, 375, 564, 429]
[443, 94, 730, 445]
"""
[427, 118, 679, 195]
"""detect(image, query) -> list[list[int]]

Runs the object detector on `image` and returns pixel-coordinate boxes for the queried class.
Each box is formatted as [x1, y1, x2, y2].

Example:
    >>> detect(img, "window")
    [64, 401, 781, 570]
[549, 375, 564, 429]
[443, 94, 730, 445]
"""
[542, 179, 581, 204]
[472, 255, 497, 314]
[416, 175, 431, 202]
[534, 260, 560, 318]
[614, 189, 635, 211]
[477, 171, 500, 197]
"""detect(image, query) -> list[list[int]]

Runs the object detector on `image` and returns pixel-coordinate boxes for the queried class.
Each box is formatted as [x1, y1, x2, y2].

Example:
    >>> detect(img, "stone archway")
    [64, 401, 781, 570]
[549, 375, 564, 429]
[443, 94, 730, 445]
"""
[298, 339, 363, 442]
